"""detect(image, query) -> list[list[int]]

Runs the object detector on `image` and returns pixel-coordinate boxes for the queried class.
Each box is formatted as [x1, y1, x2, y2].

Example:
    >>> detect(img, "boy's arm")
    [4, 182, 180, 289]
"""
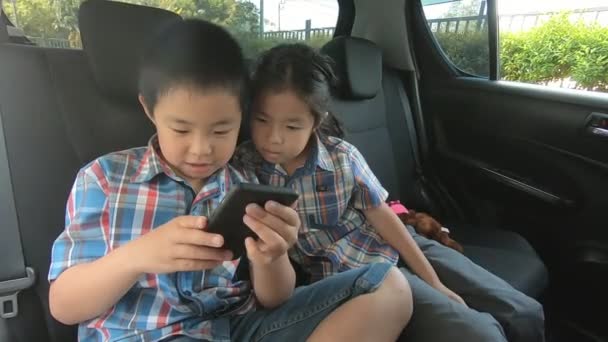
[48, 167, 142, 325]
[243, 202, 299, 309]
[365, 204, 466, 305]
[49, 246, 142, 325]
[249, 254, 296, 309]
[50, 167, 233, 324]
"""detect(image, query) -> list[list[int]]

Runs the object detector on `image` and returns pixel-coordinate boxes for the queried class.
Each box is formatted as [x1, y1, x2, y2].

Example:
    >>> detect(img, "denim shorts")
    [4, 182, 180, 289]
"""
[165, 262, 393, 342]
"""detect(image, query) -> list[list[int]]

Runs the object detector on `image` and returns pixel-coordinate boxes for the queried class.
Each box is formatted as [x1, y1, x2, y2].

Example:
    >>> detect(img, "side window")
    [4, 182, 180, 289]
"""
[422, 0, 608, 94]
[499, 3, 608, 93]
[421, 0, 490, 78]
[1, 0, 339, 56]
[2, 0, 82, 49]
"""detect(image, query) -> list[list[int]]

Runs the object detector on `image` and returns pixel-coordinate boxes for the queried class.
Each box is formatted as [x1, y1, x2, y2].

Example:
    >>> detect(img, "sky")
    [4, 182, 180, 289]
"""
[250, 0, 608, 31]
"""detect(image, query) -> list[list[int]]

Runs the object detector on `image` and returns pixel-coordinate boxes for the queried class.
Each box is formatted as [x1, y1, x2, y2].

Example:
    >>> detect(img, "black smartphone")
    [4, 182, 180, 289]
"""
[206, 183, 299, 259]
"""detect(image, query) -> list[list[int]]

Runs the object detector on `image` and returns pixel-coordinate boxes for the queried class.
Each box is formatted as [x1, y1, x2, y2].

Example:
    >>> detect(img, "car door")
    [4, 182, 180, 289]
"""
[412, 0, 608, 340]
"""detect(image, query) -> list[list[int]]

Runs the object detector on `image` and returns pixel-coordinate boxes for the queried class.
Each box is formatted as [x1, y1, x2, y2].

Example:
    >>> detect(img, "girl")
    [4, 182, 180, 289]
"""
[234, 43, 464, 304]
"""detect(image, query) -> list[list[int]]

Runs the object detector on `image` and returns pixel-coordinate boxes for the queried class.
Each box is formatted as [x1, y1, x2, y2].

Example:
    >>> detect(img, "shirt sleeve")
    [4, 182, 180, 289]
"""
[48, 162, 110, 281]
[349, 146, 388, 210]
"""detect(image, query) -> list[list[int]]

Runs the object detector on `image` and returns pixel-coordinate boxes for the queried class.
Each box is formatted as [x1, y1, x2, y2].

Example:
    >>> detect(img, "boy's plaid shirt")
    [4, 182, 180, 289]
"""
[49, 136, 257, 342]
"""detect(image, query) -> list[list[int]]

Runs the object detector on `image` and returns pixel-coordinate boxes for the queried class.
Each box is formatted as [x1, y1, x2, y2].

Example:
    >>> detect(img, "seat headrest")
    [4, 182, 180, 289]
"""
[321, 36, 382, 100]
[78, 0, 181, 103]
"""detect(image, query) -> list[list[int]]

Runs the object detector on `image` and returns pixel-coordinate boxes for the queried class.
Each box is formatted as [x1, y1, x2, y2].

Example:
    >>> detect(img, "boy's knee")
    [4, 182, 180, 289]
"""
[378, 266, 413, 320]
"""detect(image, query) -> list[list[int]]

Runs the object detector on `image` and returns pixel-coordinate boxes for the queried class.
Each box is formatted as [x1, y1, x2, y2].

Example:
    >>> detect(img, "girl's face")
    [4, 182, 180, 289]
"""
[251, 89, 316, 175]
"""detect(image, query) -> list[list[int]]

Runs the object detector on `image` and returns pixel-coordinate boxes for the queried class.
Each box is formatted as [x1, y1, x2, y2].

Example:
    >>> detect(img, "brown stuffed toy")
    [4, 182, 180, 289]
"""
[388, 201, 464, 253]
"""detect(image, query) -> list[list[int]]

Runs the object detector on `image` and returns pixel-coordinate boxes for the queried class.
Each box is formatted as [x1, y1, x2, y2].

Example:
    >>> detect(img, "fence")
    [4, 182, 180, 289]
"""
[28, 24, 334, 50]
[27, 37, 77, 49]
[262, 20, 334, 41]
[427, 15, 487, 34]
[499, 6, 608, 32]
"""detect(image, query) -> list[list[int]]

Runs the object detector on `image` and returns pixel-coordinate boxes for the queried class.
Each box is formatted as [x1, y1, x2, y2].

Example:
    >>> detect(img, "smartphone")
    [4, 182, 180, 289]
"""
[206, 183, 299, 259]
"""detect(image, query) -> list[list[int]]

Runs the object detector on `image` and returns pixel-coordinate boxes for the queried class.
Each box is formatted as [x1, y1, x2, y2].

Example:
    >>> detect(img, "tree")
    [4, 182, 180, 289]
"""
[4, 0, 71, 39]
[444, 0, 485, 18]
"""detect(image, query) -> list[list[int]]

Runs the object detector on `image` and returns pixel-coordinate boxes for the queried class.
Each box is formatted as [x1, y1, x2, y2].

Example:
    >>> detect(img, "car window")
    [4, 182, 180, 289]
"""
[421, 0, 608, 94]
[1, 0, 339, 56]
[422, 0, 490, 78]
[498, 1, 608, 93]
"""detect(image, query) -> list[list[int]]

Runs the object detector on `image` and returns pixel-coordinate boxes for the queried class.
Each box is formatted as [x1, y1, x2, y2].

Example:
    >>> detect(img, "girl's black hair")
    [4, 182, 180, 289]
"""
[251, 43, 344, 138]
[138, 19, 248, 112]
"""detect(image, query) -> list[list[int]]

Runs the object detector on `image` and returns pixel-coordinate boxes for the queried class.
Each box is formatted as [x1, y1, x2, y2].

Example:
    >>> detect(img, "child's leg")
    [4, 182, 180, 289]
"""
[398, 267, 507, 342]
[230, 263, 412, 342]
[308, 266, 412, 342]
[407, 226, 545, 342]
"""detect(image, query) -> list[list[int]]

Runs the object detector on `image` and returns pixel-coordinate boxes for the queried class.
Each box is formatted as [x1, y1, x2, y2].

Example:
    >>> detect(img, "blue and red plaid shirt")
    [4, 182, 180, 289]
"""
[234, 135, 398, 282]
[49, 136, 257, 342]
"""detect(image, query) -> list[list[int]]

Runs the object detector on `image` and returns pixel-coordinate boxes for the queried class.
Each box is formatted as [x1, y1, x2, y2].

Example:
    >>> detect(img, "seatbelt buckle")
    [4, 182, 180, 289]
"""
[0, 267, 35, 319]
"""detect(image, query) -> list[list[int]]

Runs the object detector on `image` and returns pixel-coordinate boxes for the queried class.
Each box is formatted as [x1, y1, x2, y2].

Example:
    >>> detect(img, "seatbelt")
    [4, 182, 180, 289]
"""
[0, 107, 36, 319]
[394, 76, 424, 177]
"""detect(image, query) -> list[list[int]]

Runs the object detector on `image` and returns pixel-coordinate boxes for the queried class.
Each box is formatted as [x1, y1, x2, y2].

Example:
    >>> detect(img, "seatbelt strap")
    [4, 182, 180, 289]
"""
[394, 77, 424, 177]
[0, 107, 35, 319]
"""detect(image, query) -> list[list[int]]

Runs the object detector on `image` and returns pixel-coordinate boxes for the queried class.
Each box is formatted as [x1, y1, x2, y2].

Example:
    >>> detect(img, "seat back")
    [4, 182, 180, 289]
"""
[321, 37, 420, 206]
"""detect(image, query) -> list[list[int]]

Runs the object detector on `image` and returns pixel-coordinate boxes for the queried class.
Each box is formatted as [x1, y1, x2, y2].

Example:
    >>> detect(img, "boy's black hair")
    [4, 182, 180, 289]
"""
[138, 19, 248, 112]
[251, 43, 344, 138]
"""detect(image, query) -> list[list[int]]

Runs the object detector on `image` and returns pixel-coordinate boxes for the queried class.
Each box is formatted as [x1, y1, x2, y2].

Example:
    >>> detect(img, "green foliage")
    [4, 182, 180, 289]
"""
[433, 13, 608, 92]
[3, 0, 261, 47]
[433, 29, 489, 76]
[500, 13, 578, 84]
[2, 0, 331, 55]
[4, 0, 72, 39]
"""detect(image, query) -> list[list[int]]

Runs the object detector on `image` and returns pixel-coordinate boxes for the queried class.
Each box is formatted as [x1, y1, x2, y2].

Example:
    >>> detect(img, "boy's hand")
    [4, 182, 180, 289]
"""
[243, 201, 300, 265]
[128, 215, 233, 274]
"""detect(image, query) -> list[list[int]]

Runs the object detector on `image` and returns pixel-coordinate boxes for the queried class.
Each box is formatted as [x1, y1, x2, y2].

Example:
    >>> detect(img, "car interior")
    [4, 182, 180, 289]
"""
[0, 0, 606, 341]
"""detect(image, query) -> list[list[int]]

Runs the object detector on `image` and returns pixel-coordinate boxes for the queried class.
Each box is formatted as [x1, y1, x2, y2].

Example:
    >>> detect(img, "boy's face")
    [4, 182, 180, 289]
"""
[141, 86, 241, 191]
[251, 90, 315, 172]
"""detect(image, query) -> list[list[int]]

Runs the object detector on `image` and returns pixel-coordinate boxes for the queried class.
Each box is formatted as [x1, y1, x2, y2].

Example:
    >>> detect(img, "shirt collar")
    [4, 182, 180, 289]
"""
[260, 134, 335, 176]
[130, 135, 176, 183]
[315, 134, 335, 172]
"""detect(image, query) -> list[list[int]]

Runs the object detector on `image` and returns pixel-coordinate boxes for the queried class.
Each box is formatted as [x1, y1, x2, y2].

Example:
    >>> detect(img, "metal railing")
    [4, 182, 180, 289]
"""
[262, 25, 334, 41]
[27, 37, 78, 49]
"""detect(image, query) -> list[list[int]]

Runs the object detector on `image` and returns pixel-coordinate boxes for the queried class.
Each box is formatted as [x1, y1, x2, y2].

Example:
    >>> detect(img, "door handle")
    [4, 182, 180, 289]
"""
[585, 112, 608, 139]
